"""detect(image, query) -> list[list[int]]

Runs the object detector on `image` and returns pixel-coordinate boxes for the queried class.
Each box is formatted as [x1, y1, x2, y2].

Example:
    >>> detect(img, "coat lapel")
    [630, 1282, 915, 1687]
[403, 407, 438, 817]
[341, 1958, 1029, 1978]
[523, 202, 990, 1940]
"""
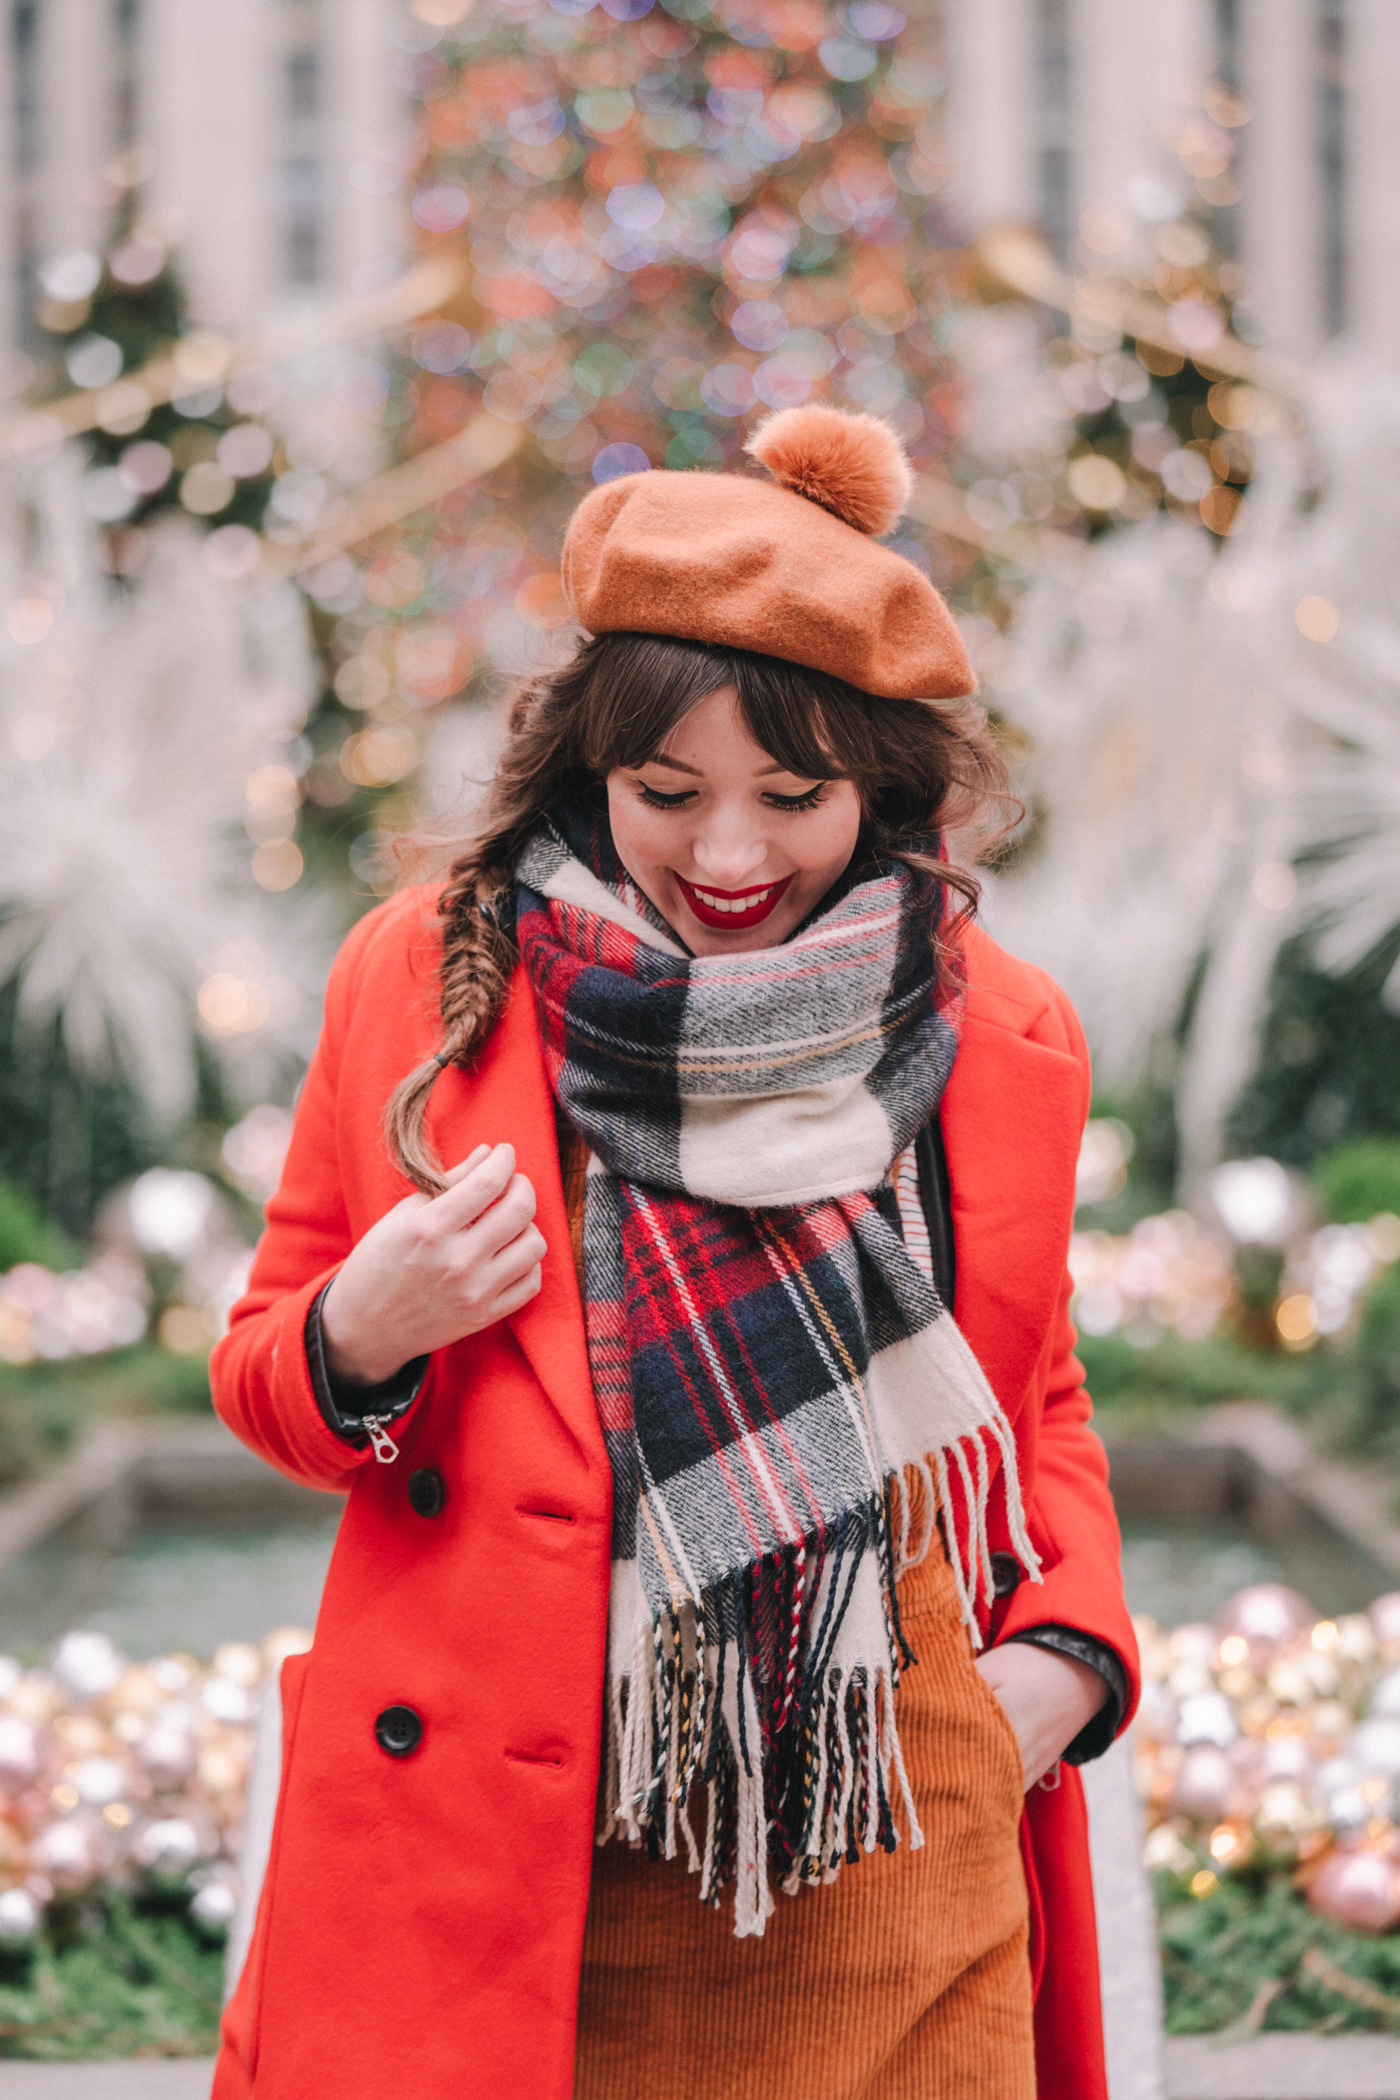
[426, 971, 605, 1473]
[940, 987, 1084, 1428]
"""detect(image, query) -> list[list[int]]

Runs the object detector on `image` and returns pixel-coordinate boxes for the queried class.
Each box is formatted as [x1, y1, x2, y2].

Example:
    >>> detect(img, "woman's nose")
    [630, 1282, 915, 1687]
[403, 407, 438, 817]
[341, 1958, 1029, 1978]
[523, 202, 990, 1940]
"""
[690, 821, 768, 886]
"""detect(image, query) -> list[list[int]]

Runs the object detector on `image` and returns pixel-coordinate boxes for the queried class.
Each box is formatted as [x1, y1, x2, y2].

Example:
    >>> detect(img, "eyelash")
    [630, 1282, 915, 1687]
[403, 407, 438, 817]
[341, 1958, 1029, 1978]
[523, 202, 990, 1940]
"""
[635, 783, 829, 813]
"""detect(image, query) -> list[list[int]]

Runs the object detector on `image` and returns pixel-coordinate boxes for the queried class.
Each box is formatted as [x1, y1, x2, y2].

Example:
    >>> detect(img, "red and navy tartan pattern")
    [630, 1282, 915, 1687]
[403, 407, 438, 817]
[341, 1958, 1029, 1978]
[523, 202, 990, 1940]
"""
[514, 806, 967, 1913]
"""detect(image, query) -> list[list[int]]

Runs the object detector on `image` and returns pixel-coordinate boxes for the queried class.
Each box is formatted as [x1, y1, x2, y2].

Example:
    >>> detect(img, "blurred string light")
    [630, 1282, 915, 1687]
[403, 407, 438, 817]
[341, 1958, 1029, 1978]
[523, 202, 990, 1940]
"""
[0, 252, 458, 464]
[1208, 1157, 1302, 1247]
[1276, 1214, 1400, 1350]
[974, 223, 1307, 551]
[0, 1258, 148, 1366]
[101, 1167, 256, 1355]
[1076, 1115, 1135, 1206]
[1070, 1213, 1237, 1344]
[1069, 1137, 1400, 1349]
[220, 1105, 294, 1207]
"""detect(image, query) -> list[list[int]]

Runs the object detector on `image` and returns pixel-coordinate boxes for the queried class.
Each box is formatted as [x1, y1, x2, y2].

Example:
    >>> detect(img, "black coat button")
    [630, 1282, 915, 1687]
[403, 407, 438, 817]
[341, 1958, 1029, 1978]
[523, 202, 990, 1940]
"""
[408, 1467, 446, 1518]
[374, 1705, 423, 1758]
[990, 1553, 1023, 1598]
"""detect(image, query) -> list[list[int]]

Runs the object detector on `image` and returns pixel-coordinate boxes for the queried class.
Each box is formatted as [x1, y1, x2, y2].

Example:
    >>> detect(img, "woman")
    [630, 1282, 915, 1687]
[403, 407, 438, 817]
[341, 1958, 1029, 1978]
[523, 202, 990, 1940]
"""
[213, 407, 1138, 2100]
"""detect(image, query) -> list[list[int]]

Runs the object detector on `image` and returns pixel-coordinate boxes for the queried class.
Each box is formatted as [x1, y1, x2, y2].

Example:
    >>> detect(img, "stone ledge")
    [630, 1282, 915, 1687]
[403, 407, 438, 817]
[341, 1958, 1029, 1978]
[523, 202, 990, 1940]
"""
[1165, 2032, 1400, 2098]
[0, 2062, 215, 2097]
[0, 1417, 341, 1577]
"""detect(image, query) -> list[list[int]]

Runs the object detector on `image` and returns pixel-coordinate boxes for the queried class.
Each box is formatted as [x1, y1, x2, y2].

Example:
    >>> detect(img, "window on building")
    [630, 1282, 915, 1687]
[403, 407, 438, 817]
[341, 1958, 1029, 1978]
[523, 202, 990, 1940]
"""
[1036, 0, 1072, 261]
[1214, 0, 1241, 92]
[114, 0, 141, 151]
[285, 0, 322, 287]
[1318, 0, 1346, 336]
[13, 0, 40, 347]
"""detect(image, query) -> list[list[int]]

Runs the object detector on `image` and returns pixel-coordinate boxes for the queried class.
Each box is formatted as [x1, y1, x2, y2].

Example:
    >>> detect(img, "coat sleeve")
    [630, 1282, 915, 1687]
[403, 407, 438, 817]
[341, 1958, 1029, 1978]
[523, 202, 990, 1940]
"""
[209, 902, 404, 1493]
[992, 977, 1140, 1728]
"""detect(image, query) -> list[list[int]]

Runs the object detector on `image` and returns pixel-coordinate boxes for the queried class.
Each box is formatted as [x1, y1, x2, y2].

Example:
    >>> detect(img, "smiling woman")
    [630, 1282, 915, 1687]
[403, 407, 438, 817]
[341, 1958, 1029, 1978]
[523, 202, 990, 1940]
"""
[211, 409, 1137, 2100]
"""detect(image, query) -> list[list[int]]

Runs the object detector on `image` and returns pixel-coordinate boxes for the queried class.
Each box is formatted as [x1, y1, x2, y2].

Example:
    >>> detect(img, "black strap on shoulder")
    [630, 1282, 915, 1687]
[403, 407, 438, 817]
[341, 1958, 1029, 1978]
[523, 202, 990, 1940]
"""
[914, 1115, 957, 1312]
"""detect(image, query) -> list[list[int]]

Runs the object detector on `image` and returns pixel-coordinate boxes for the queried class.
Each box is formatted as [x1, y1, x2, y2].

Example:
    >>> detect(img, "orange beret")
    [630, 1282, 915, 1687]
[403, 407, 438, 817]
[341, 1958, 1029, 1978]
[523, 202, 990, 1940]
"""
[560, 406, 974, 703]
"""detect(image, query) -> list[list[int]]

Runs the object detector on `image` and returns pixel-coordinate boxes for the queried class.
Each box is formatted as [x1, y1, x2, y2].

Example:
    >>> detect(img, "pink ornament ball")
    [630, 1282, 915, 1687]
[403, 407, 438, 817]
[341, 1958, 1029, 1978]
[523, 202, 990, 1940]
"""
[135, 1710, 198, 1788]
[1308, 1845, 1400, 1934]
[29, 1813, 111, 1893]
[1171, 1744, 1236, 1821]
[1215, 1584, 1316, 1669]
[0, 1716, 45, 1790]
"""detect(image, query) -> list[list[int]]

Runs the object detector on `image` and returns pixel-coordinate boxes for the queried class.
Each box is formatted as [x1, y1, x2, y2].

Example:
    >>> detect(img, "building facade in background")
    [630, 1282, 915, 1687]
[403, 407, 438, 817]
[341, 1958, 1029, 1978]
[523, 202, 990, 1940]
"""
[2, 1, 1394, 375]
[948, 0, 1400, 360]
[0, 0, 409, 377]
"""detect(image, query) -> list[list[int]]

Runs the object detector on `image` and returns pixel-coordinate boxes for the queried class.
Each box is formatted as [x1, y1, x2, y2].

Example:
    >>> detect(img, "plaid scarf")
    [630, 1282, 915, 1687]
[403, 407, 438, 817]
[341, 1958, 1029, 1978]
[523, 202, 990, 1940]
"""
[515, 805, 1036, 1936]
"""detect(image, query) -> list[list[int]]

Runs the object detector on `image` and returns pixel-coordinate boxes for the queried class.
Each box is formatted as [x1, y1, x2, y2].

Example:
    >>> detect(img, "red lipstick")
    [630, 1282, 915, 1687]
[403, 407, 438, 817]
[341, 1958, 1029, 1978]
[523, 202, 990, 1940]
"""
[674, 873, 793, 931]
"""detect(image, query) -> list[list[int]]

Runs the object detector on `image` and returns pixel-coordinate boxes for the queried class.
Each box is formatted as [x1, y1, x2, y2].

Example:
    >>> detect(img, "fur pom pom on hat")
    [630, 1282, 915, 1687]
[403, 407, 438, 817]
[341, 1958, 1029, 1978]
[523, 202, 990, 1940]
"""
[744, 403, 913, 537]
[560, 405, 973, 703]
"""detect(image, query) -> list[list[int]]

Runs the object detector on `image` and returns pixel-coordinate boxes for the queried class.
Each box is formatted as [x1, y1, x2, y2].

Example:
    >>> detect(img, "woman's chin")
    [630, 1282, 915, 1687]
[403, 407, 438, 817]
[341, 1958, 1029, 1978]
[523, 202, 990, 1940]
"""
[680, 905, 804, 956]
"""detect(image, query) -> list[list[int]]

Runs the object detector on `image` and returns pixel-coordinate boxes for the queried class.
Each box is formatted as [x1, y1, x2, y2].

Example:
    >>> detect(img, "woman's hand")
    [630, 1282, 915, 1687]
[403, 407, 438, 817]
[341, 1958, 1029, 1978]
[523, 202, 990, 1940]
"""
[319, 1143, 547, 1389]
[975, 1642, 1110, 1791]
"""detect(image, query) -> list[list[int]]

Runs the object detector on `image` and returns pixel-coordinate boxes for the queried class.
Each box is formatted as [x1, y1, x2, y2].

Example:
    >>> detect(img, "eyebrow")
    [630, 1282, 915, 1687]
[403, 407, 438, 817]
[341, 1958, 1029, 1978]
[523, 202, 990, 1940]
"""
[642, 754, 815, 778]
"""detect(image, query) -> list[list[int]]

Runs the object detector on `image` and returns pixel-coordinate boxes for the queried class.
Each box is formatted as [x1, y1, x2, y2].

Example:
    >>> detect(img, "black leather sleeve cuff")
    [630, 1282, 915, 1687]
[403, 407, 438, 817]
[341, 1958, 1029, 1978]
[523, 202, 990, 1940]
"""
[1001, 1623, 1129, 1766]
[305, 1282, 429, 1444]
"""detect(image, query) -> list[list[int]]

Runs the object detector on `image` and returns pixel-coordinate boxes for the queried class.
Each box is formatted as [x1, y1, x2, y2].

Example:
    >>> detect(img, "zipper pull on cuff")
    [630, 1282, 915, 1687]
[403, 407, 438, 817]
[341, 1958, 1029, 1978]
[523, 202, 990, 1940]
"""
[362, 1414, 400, 1464]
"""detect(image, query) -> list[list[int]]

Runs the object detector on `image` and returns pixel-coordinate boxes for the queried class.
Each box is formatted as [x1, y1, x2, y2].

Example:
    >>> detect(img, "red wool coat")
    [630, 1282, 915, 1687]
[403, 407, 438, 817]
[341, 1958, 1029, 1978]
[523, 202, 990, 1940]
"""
[212, 886, 1139, 2100]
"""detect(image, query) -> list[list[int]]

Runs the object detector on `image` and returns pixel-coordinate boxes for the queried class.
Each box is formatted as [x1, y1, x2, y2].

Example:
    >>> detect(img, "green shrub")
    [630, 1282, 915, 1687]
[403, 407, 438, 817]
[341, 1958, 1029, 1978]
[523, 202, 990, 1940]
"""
[0, 1898, 222, 2060]
[1158, 1871, 1400, 2034]
[1352, 1262, 1400, 1451]
[1313, 1137, 1400, 1225]
[1078, 1330, 1312, 1416]
[0, 1177, 76, 1273]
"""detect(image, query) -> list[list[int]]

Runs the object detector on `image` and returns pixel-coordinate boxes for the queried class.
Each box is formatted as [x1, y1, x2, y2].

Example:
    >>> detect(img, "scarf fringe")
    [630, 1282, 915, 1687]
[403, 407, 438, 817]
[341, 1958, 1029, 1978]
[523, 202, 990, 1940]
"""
[598, 1416, 1037, 1937]
[899, 1408, 1041, 1652]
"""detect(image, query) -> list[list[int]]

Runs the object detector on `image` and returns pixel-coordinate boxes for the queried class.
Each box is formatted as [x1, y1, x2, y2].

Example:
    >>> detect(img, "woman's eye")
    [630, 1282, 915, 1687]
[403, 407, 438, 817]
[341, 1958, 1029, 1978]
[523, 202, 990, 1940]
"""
[636, 783, 697, 809]
[764, 785, 828, 812]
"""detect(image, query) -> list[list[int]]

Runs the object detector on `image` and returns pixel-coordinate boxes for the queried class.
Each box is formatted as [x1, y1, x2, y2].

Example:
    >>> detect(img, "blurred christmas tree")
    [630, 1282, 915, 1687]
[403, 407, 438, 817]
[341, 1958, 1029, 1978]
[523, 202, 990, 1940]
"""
[31, 196, 278, 560]
[332, 0, 997, 831]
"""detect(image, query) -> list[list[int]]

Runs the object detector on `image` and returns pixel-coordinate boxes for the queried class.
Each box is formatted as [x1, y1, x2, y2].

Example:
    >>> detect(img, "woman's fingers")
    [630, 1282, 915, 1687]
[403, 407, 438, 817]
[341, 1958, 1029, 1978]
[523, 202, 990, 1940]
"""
[458, 1174, 538, 1266]
[329, 1143, 551, 1363]
[457, 1221, 547, 1317]
[440, 1143, 492, 1189]
[483, 1221, 548, 1289]
[429, 1143, 518, 1229]
[484, 1264, 544, 1320]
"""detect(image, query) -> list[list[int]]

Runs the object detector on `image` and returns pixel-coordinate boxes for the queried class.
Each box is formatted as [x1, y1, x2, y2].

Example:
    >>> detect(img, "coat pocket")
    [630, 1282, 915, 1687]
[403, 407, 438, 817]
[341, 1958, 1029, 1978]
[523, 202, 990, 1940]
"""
[896, 1548, 1027, 1817]
[963, 1646, 1027, 1805]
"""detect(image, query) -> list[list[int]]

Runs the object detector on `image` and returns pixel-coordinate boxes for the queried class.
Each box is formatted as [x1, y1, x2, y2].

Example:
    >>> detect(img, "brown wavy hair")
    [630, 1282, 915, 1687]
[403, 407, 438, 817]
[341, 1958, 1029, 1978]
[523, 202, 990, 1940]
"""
[387, 631, 1017, 1193]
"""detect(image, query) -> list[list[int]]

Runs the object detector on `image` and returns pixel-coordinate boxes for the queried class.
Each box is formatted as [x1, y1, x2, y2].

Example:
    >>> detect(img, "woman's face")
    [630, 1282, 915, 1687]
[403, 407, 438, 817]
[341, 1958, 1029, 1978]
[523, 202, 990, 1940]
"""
[605, 685, 862, 956]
